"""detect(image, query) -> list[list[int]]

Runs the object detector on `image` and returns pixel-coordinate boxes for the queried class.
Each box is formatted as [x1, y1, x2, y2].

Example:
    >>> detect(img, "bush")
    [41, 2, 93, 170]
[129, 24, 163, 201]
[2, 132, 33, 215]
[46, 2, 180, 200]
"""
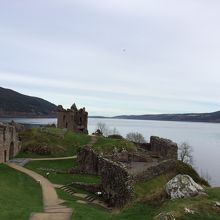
[21, 143, 51, 155]
[107, 134, 123, 139]
[176, 161, 209, 186]
[126, 132, 146, 143]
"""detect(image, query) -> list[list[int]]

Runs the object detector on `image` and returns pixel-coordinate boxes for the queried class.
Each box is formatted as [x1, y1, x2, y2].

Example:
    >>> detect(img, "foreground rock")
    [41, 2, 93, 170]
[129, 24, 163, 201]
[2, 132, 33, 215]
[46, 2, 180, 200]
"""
[166, 174, 204, 199]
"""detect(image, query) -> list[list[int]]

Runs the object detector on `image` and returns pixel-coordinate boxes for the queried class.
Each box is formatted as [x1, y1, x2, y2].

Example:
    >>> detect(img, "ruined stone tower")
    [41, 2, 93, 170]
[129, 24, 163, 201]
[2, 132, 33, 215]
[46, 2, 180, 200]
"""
[57, 104, 88, 134]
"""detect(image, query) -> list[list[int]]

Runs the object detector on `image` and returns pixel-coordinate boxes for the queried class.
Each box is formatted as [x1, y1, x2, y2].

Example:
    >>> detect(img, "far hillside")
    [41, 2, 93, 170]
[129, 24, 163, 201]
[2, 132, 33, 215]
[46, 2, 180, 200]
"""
[0, 87, 57, 117]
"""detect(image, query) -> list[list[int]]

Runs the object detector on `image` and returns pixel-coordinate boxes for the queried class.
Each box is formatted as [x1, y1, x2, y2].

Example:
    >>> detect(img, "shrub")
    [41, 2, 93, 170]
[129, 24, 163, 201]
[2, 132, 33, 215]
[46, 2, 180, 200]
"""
[107, 134, 123, 139]
[126, 132, 146, 143]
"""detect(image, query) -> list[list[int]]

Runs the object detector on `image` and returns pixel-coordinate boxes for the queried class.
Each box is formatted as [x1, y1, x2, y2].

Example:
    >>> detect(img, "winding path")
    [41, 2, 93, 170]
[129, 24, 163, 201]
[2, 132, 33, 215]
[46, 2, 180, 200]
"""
[7, 135, 99, 219]
[30, 156, 77, 161]
[8, 163, 73, 220]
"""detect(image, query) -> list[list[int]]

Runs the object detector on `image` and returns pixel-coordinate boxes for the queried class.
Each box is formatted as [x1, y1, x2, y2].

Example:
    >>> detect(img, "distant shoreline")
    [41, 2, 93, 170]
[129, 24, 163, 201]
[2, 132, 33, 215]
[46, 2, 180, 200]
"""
[1, 115, 220, 124]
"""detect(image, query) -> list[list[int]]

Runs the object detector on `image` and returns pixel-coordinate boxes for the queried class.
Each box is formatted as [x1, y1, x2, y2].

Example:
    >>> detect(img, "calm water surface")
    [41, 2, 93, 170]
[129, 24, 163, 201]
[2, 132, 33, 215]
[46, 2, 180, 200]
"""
[1, 117, 220, 186]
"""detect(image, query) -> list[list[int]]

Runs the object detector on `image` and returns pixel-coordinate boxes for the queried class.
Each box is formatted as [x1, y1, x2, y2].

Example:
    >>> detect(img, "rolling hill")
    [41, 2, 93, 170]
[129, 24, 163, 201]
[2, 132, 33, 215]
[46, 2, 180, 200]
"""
[113, 111, 220, 123]
[0, 87, 57, 117]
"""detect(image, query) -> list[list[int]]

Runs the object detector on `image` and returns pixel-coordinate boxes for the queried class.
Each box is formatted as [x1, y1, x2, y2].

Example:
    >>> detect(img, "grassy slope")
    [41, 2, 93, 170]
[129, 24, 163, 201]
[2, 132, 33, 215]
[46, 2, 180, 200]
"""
[93, 136, 136, 153]
[25, 159, 100, 185]
[13, 128, 220, 219]
[17, 128, 91, 158]
[135, 175, 169, 201]
[135, 175, 220, 220]
[158, 188, 220, 220]
[57, 189, 155, 220]
[0, 164, 43, 220]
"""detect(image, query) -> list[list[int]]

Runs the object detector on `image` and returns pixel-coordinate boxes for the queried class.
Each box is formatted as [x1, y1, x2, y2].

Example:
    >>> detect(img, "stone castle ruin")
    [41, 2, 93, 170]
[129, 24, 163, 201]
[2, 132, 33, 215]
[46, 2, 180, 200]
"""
[74, 136, 178, 207]
[57, 103, 88, 134]
[0, 122, 21, 163]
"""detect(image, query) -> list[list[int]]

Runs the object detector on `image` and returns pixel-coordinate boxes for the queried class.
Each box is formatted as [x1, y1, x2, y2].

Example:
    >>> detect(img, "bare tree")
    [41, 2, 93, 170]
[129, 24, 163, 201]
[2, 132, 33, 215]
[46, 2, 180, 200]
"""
[179, 142, 194, 165]
[96, 122, 109, 136]
[126, 132, 146, 143]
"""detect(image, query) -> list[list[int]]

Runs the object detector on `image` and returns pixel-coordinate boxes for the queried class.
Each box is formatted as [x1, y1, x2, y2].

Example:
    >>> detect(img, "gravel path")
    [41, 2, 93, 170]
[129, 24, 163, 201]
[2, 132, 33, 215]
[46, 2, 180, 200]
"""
[8, 163, 73, 220]
[30, 156, 77, 161]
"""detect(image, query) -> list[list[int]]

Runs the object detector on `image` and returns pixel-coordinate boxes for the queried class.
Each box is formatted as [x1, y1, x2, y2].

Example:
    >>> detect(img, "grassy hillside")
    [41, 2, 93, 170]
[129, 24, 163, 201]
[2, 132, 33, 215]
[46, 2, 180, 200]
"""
[25, 159, 100, 185]
[23, 156, 220, 220]
[0, 164, 43, 220]
[17, 127, 91, 158]
[93, 136, 136, 153]
[59, 177, 220, 220]
[0, 87, 57, 117]
[12, 127, 220, 219]
[18, 128, 136, 158]
[114, 111, 220, 123]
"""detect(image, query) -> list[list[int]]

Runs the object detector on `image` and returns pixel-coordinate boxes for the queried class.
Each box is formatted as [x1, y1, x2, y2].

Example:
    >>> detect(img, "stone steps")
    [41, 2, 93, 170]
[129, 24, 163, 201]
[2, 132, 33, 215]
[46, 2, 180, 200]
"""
[59, 184, 111, 210]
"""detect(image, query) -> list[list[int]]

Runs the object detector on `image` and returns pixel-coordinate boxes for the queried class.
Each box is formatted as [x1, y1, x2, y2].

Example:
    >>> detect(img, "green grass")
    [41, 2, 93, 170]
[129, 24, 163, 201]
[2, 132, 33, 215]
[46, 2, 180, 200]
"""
[156, 187, 220, 220]
[134, 175, 169, 200]
[175, 161, 209, 186]
[25, 159, 100, 185]
[0, 164, 43, 220]
[17, 128, 91, 158]
[93, 136, 136, 153]
[57, 189, 155, 220]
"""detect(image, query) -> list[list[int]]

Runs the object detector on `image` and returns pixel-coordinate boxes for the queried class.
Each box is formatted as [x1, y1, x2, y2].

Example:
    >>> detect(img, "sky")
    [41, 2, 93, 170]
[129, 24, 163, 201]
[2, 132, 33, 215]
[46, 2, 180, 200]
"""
[0, 0, 220, 116]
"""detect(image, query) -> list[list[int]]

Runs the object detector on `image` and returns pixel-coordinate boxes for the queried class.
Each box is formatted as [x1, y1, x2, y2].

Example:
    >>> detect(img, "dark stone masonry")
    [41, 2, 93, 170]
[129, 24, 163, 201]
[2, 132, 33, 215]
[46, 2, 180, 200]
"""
[75, 136, 178, 207]
[138, 136, 178, 160]
[57, 103, 88, 134]
[0, 122, 21, 163]
[76, 146, 134, 207]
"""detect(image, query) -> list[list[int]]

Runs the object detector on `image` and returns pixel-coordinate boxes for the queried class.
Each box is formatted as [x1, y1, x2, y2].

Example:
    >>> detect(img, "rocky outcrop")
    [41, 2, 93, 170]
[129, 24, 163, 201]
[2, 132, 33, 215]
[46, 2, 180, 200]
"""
[165, 174, 204, 199]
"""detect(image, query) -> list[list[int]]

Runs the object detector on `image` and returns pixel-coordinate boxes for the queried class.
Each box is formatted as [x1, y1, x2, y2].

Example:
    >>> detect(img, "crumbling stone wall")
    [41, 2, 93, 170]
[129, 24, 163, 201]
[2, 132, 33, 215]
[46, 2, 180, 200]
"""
[0, 122, 21, 163]
[75, 135, 178, 207]
[150, 136, 178, 160]
[76, 146, 100, 175]
[133, 160, 177, 181]
[99, 157, 133, 207]
[76, 146, 133, 207]
[139, 136, 178, 160]
[57, 103, 88, 134]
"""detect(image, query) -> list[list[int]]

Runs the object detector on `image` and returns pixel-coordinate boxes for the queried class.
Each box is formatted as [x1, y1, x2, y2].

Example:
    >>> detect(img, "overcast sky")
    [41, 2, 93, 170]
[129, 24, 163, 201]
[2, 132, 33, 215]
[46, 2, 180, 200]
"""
[0, 0, 220, 116]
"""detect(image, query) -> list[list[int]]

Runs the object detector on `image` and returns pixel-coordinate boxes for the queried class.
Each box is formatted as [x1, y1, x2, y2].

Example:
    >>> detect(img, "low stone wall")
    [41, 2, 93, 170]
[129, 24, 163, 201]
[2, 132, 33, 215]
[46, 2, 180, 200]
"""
[76, 146, 133, 207]
[133, 160, 177, 181]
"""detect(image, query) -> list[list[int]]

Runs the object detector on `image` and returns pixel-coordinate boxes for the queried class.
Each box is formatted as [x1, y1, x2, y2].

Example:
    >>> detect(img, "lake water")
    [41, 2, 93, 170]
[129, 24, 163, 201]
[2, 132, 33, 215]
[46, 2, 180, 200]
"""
[1, 117, 220, 186]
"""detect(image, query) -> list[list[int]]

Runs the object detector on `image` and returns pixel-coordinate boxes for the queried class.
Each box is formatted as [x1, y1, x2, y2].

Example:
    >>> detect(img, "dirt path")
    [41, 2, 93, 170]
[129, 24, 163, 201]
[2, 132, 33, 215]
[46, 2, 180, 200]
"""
[89, 135, 98, 145]
[30, 156, 77, 161]
[8, 163, 72, 220]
